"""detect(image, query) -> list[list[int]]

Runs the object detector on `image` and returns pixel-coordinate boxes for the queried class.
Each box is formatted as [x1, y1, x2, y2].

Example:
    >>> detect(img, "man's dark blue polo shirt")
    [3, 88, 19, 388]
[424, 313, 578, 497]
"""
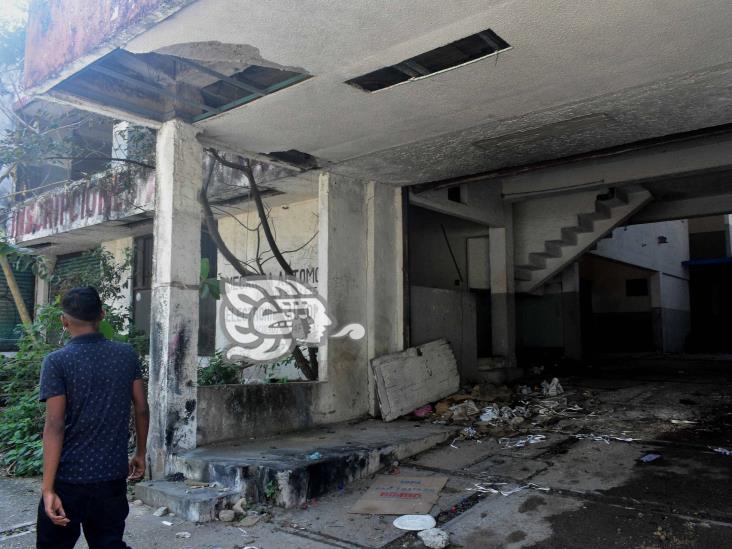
[39, 333, 142, 483]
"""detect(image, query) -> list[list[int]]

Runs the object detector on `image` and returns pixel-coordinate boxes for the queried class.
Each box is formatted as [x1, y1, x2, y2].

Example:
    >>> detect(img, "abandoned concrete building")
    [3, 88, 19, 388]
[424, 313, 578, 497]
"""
[3, 1, 732, 545]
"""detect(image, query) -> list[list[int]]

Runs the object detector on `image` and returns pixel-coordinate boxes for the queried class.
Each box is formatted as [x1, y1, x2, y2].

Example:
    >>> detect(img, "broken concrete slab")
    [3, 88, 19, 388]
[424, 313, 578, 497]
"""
[371, 339, 459, 421]
[134, 481, 242, 523]
[169, 419, 459, 513]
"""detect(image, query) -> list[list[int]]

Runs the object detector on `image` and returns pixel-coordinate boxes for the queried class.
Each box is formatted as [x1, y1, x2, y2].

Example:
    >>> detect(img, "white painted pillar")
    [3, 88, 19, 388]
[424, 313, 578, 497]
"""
[489, 204, 516, 364]
[366, 181, 404, 415]
[317, 172, 370, 421]
[148, 120, 202, 478]
[561, 262, 582, 360]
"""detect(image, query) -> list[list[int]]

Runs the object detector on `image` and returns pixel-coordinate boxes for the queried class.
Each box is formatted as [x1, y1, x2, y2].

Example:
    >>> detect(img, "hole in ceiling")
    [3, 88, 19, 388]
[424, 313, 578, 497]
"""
[267, 149, 320, 169]
[346, 28, 510, 92]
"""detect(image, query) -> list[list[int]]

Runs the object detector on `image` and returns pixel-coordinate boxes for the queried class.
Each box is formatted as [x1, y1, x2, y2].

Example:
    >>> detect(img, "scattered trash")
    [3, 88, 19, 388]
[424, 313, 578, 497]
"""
[461, 426, 478, 439]
[574, 433, 636, 444]
[468, 482, 549, 497]
[219, 509, 236, 522]
[161, 520, 173, 526]
[479, 405, 500, 422]
[499, 434, 547, 448]
[640, 453, 663, 463]
[392, 514, 437, 531]
[711, 447, 732, 456]
[541, 377, 564, 397]
[175, 532, 191, 539]
[131, 499, 143, 506]
[306, 452, 322, 460]
[670, 419, 698, 425]
[413, 404, 433, 417]
[351, 475, 448, 515]
[449, 400, 480, 421]
[418, 527, 450, 548]
[152, 506, 168, 517]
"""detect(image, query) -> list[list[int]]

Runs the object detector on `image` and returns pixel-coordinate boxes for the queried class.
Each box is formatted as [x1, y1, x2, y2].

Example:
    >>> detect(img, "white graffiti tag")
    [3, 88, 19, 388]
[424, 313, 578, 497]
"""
[221, 276, 365, 362]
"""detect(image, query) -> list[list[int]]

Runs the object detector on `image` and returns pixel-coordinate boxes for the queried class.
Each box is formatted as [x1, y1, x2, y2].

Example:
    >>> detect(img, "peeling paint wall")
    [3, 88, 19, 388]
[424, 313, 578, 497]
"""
[8, 167, 155, 243]
[23, 0, 193, 90]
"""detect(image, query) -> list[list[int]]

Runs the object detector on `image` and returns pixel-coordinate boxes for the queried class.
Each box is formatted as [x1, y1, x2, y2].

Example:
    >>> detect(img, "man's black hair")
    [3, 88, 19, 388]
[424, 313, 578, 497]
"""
[62, 286, 103, 322]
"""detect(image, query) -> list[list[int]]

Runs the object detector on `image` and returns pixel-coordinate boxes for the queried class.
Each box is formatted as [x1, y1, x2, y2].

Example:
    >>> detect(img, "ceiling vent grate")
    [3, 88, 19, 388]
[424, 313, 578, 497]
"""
[346, 29, 510, 92]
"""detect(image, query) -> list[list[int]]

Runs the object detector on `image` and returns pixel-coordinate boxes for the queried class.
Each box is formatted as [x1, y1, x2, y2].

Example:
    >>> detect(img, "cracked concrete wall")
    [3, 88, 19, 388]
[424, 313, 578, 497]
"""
[148, 120, 202, 477]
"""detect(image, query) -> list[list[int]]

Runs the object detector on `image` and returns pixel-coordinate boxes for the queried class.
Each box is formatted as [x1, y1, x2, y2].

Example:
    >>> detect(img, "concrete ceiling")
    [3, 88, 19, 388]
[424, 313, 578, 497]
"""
[125, 0, 732, 185]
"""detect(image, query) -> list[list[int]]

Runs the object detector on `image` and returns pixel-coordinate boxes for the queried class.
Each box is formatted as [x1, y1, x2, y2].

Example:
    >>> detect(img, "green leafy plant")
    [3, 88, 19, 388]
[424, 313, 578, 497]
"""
[264, 479, 279, 502]
[0, 247, 138, 476]
[199, 257, 221, 300]
[198, 350, 239, 386]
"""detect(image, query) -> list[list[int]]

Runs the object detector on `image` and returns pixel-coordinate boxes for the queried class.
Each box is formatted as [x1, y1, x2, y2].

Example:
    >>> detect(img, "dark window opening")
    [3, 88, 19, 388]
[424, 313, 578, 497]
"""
[132, 227, 219, 356]
[447, 186, 462, 203]
[626, 278, 649, 297]
[346, 28, 510, 92]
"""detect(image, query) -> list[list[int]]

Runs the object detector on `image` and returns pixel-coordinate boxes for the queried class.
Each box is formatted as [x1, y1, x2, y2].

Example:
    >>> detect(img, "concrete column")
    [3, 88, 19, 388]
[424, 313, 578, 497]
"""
[561, 262, 582, 361]
[365, 181, 404, 415]
[650, 271, 664, 352]
[489, 204, 516, 364]
[148, 120, 202, 478]
[725, 214, 732, 257]
[317, 172, 370, 421]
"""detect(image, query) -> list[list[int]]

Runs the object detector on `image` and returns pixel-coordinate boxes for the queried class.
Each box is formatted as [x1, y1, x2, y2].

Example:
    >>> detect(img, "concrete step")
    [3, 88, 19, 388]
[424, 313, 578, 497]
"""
[138, 420, 459, 520]
[134, 481, 242, 523]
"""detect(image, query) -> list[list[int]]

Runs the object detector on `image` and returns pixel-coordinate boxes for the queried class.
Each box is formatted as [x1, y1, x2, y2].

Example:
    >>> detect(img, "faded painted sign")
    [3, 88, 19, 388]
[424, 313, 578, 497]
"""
[8, 168, 155, 242]
[24, 0, 193, 90]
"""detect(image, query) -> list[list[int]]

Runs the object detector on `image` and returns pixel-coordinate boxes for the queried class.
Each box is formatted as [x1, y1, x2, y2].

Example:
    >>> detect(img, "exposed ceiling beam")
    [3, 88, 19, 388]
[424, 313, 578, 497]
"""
[87, 63, 218, 114]
[172, 56, 266, 97]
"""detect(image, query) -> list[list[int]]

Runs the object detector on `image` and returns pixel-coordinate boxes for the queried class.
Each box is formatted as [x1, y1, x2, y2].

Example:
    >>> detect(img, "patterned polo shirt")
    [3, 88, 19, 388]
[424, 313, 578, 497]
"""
[39, 332, 142, 483]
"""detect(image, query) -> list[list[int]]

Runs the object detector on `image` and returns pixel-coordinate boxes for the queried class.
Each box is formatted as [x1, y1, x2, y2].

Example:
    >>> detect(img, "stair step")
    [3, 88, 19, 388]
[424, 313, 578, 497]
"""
[135, 481, 241, 522]
[543, 242, 564, 257]
[516, 263, 543, 271]
[528, 252, 548, 268]
[515, 268, 533, 281]
[143, 420, 458, 518]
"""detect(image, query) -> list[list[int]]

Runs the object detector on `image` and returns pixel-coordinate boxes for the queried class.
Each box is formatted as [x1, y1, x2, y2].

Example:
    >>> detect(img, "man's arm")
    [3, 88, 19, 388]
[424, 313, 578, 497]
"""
[42, 395, 70, 526]
[128, 379, 149, 479]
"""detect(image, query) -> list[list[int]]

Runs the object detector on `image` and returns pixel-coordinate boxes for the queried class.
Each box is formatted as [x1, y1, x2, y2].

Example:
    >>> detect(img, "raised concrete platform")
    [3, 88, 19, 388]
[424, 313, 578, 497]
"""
[136, 419, 458, 520]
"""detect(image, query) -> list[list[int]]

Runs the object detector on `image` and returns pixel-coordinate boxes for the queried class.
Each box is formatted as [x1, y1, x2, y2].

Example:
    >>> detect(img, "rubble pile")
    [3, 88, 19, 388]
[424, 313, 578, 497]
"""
[419, 377, 591, 442]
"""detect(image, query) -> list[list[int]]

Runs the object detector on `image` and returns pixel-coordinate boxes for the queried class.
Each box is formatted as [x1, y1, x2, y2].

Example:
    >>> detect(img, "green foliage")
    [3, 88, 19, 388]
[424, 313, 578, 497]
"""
[0, 246, 139, 476]
[198, 350, 239, 386]
[264, 479, 279, 502]
[199, 257, 221, 300]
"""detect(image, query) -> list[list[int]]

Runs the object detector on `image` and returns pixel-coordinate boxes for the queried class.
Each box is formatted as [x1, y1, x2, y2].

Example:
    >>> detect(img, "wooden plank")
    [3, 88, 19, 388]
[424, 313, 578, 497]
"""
[371, 338, 459, 421]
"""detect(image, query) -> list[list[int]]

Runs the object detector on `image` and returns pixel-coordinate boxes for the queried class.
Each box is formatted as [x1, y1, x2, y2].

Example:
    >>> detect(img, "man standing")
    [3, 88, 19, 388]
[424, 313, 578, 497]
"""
[36, 286, 149, 548]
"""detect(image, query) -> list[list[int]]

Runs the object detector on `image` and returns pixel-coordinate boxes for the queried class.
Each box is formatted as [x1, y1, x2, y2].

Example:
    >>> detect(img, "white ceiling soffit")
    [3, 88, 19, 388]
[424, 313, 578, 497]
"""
[126, 0, 732, 185]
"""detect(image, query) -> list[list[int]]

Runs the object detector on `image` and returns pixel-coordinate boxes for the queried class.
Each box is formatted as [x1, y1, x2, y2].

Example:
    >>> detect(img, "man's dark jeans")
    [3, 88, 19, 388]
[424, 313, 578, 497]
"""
[36, 478, 130, 549]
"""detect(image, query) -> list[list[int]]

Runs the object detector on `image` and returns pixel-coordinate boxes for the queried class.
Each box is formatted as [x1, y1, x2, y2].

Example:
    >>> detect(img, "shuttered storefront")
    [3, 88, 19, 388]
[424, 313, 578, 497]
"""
[0, 266, 35, 351]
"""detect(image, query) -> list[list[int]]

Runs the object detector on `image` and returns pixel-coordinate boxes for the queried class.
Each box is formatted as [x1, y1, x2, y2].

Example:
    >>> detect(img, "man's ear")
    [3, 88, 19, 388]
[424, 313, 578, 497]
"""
[60, 314, 69, 330]
[99, 309, 106, 321]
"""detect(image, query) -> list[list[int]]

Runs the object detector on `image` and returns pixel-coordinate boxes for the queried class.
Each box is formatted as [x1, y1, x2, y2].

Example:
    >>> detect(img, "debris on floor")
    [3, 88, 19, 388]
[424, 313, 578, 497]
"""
[711, 446, 732, 456]
[640, 453, 663, 463]
[392, 514, 437, 531]
[418, 527, 450, 548]
[467, 481, 550, 497]
[350, 475, 448, 515]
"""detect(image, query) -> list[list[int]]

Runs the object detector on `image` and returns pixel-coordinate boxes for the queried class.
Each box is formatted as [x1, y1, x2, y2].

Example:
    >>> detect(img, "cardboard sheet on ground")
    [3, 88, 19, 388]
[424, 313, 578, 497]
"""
[350, 475, 448, 515]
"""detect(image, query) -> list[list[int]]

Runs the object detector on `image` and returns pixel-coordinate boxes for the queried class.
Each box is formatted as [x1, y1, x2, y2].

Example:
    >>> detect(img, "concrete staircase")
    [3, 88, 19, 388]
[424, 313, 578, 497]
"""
[515, 186, 652, 293]
[135, 420, 459, 521]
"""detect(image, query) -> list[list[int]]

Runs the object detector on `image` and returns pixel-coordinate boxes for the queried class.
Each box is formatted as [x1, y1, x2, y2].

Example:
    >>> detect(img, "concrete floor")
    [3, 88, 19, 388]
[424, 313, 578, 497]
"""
[1, 357, 731, 548]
